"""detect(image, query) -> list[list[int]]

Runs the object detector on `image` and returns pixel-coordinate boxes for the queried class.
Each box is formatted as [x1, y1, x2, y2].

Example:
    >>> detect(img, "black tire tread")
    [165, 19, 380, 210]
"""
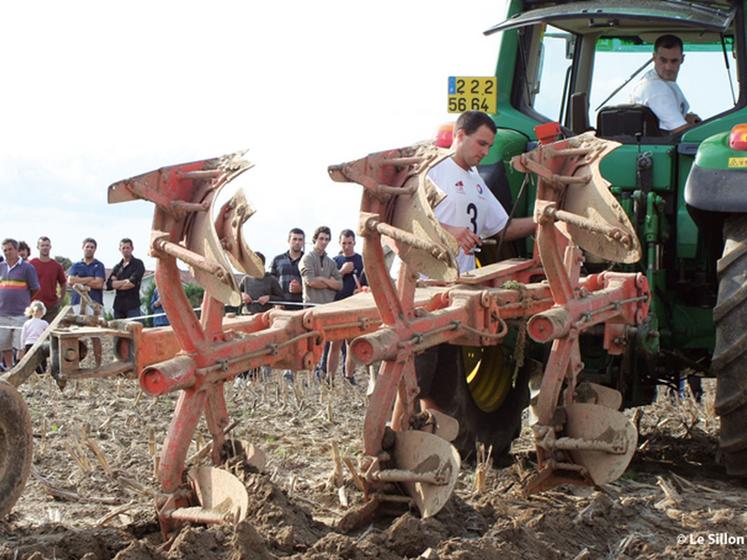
[714, 215, 747, 475]
[418, 344, 531, 465]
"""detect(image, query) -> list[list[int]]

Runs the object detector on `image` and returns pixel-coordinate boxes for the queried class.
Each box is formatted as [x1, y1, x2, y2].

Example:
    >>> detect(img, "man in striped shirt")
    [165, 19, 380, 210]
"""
[0, 238, 40, 369]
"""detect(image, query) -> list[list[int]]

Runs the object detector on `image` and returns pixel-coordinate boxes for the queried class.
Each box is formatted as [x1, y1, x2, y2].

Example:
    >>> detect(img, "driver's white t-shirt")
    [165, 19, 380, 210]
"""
[427, 157, 508, 272]
[630, 68, 689, 131]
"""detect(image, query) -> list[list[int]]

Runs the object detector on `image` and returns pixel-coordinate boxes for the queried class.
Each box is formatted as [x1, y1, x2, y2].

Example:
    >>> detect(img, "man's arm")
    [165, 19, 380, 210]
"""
[327, 279, 342, 290]
[501, 217, 536, 242]
[68, 275, 91, 286]
[123, 260, 145, 290]
[667, 113, 702, 135]
[440, 223, 482, 252]
[300, 254, 320, 290]
[325, 262, 342, 291]
[111, 279, 137, 290]
[27, 266, 40, 300]
[56, 263, 67, 295]
[338, 260, 354, 276]
[306, 277, 333, 289]
[89, 265, 106, 290]
[106, 267, 121, 290]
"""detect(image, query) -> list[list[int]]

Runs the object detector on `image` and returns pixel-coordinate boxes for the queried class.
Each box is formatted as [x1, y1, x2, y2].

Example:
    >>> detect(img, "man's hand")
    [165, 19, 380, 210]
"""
[340, 261, 354, 275]
[241, 293, 252, 304]
[685, 112, 702, 125]
[257, 295, 270, 305]
[441, 224, 481, 252]
[289, 279, 302, 294]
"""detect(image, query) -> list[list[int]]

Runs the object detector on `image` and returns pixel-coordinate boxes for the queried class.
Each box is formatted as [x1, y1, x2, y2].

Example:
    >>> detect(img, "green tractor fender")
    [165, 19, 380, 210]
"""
[685, 128, 747, 214]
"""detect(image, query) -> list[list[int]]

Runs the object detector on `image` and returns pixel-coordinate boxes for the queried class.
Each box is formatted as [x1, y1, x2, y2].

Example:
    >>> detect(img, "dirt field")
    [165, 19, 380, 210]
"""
[2, 369, 746, 560]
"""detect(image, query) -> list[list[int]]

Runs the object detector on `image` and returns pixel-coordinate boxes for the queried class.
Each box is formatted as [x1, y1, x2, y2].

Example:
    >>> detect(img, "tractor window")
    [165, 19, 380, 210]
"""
[531, 26, 577, 124]
[589, 37, 739, 128]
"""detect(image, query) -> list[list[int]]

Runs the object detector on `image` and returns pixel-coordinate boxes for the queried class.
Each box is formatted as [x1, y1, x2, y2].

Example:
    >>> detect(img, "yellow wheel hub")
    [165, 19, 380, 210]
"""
[462, 345, 514, 413]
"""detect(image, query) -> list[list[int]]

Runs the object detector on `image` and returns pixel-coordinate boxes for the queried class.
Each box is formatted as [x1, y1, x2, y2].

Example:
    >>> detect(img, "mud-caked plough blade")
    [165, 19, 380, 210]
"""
[513, 127, 648, 492]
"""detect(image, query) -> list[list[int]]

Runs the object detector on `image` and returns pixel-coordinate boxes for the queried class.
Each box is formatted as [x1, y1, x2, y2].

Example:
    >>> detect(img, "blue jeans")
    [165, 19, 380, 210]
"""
[115, 307, 143, 321]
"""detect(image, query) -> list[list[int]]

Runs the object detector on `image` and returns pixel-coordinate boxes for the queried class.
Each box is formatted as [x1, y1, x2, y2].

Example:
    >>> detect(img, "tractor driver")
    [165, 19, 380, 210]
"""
[630, 34, 702, 134]
[415, 110, 535, 411]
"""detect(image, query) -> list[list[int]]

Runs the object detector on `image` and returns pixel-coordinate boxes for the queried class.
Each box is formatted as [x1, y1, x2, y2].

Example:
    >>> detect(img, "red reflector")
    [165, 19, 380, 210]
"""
[729, 124, 747, 150]
[535, 122, 562, 145]
[435, 123, 454, 148]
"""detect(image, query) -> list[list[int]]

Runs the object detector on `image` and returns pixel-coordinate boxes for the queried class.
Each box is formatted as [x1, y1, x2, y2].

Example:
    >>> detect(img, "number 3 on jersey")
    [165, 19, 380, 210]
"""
[466, 203, 478, 234]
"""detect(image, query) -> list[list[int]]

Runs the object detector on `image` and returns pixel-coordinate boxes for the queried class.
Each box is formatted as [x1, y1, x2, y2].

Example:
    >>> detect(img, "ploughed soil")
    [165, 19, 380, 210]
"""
[2, 366, 746, 560]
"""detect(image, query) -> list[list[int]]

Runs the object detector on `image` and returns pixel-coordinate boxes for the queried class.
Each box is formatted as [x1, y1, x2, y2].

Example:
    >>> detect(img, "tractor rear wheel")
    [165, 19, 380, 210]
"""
[416, 344, 531, 466]
[0, 380, 33, 517]
[713, 214, 747, 475]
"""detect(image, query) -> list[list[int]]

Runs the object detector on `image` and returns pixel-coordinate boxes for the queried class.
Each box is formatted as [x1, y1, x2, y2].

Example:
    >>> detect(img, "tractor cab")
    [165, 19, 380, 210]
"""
[486, 0, 741, 143]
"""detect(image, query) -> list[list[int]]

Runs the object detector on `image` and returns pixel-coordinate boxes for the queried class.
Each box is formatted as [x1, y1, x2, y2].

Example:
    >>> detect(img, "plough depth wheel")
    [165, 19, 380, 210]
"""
[417, 344, 531, 465]
[0, 380, 33, 517]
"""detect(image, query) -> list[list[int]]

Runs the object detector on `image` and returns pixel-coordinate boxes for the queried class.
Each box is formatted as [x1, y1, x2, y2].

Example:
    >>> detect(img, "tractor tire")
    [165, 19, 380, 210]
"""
[713, 214, 747, 475]
[0, 380, 33, 517]
[416, 344, 531, 466]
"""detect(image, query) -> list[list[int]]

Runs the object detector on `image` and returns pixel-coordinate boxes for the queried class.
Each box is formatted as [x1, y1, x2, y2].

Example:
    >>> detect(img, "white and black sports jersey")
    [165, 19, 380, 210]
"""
[427, 157, 508, 272]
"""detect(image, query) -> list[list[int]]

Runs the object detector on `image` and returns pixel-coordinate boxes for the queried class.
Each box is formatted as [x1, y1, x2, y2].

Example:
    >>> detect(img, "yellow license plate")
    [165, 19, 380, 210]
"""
[448, 76, 497, 114]
[728, 157, 747, 168]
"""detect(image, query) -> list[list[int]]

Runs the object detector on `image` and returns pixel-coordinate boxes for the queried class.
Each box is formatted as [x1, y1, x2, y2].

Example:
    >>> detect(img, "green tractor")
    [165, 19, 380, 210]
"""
[450, 0, 747, 474]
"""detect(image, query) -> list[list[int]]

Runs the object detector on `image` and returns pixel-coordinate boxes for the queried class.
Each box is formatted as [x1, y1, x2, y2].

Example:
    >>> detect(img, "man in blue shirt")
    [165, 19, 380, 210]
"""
[68, 238, 106, 309]
[150, 287, 170, 327]
[68, 237, 106, 365]
[0, 238, 40, 369]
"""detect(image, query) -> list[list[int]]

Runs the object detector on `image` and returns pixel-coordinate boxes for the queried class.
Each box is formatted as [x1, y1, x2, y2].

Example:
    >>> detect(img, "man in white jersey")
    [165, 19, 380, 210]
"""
[429, 110, 534, 272]
[630, 34, 701, 134]
[415, 111, 534, 420]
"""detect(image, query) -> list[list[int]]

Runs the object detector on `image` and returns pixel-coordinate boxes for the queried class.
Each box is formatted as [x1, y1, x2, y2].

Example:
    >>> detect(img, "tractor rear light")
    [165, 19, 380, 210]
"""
[729, 124, 747, 150]
[435, 123, 454, 148]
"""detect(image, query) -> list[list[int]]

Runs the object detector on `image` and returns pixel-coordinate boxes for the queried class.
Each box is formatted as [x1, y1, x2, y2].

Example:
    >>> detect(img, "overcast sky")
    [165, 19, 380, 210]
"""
[0, 1, 504, 271]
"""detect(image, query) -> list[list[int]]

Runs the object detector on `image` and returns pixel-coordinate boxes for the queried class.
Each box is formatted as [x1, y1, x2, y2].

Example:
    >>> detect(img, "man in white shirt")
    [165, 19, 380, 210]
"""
[429, 111, 534, 273]
[630, 34, 701, 134]
[415, 111, 535, 416]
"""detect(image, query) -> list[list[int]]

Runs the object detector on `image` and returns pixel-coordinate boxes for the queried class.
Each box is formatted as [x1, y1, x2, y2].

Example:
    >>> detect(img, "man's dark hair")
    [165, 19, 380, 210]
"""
[312, 226, 332, 242]
[288, 227, 305, 240]
[1, 239, 18, 249]
[120, 238, 133, 247]
[654, 34, 683, 53]
[339, 229, 355, 240]
[82, 237, 97, 248]
[37, 236, 50, 245]
[255, 251, 266, 265]
[456, 111, 497, 135]
[18, 241, 30, 254]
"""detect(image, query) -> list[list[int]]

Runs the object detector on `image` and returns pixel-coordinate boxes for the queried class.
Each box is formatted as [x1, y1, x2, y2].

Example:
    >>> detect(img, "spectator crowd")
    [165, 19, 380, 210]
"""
[0, 227, 367, 381]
